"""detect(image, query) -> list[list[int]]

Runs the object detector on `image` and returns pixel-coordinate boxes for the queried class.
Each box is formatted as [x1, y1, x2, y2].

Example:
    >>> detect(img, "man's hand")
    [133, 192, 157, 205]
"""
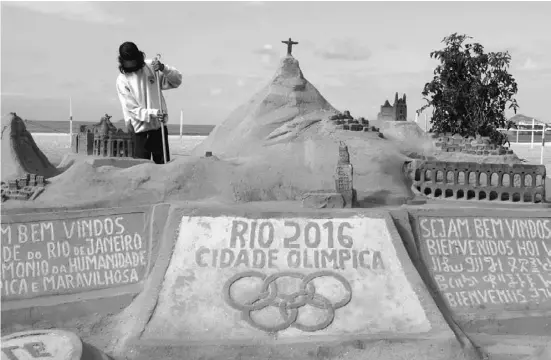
[152, 59, 165, 72]
[157, 111, 168, 124]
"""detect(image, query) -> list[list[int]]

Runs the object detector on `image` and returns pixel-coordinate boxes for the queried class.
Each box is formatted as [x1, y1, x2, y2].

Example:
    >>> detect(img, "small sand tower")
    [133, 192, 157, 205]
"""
[335, 142, 355, 207]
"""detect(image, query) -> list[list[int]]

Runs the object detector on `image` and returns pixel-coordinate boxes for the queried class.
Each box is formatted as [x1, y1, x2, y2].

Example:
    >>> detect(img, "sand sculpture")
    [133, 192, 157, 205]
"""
[72, 114, 134, 157]
[0, 112, 57, 201]
[1, 112, 59, 183]
[1, 37, 550, 360]
[281, 37, 299, 56]
[435, 133, 514, 155]
[329, 110, 382, 134]
[0, 43, 544, 209]
[334, 141, 355, 206]
[377, 92, 407, 121]
[302, 141, 357, 208]
[193, 52, 339, 157]
[1, 174, 46, 202]
[405, 131, 547, 203]
[408, 159, 546, 203]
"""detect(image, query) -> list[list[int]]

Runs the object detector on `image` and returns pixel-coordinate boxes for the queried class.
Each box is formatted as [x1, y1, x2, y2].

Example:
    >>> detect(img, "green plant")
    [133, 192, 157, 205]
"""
[419, 33, 519, 145]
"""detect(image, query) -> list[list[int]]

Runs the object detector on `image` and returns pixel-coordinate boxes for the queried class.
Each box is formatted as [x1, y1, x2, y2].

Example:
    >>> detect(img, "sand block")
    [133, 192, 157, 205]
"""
[1, 329, 83, 360]
[142, 214, 435, 343]
[407, 207, 551, 357]
[58, 154, 152, 169]
[0, 204, 173, 334]
[124, 207, 461, 360]
[301, 192, 344, 209]
[0, 208, 150, 303]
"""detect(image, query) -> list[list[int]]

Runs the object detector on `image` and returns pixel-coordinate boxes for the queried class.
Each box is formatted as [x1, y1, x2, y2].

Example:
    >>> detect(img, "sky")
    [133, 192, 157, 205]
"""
[1, 1, 551, 125]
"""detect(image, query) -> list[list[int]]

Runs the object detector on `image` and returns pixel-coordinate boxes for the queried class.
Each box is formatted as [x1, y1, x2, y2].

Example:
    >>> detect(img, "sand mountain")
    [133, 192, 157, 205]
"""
[189, 55, 418, 205]
[5, 56, 425, 209]
[1, 112, 59, 182]
[193, 55, 338, 157]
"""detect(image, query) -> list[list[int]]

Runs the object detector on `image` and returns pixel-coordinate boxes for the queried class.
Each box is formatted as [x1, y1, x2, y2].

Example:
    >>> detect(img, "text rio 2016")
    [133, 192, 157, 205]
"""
[194, 219, 385, 270]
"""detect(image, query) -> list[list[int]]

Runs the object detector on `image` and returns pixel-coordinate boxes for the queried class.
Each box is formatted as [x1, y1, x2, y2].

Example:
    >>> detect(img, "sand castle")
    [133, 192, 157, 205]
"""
[72, 114, 134, 158]
[329, 110, 382, 134]
[1, 38, 549, 360]
[377, 92, 408, 121]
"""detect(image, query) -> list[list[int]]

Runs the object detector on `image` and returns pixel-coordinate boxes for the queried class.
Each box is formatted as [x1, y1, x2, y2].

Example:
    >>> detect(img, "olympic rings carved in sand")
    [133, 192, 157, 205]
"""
[223, 271, 352, 333]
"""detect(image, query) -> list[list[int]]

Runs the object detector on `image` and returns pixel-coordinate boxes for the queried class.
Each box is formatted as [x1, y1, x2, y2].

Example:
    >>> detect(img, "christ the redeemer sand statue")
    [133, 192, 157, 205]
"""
[282, 37, 298, 56]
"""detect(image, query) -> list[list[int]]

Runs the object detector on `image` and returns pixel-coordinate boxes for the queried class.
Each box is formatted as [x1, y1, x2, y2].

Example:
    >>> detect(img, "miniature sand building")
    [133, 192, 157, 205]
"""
[377, 92, 407, 121]
[302, 142, 356, 209]
[72, 114, 134, 157]
[1, 173, 46, 202]
[335, 142, 355, 207]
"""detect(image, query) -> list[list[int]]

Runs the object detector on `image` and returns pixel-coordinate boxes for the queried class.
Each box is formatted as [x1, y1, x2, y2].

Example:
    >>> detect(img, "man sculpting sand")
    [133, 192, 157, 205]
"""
[116, 42, 182, 164]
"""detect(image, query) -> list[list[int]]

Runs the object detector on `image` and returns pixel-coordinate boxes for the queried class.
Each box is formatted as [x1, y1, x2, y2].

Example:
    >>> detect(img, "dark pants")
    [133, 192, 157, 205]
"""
[133, 126, 170, 164]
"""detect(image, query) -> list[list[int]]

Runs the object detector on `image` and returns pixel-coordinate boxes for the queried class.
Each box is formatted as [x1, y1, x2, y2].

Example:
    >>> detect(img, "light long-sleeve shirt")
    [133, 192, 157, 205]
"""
[116, 60, 182, 133]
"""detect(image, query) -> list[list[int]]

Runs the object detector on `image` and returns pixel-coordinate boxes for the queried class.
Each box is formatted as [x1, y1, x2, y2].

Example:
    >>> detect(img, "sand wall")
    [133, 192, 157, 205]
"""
[112, 204, 471, 360]
[403, 207, 551, 359]
[0, 203, 171, 349]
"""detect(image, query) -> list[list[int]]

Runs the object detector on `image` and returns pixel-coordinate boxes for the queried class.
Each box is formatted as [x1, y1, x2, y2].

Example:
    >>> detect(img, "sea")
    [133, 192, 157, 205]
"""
[21, 119, 213, 165]
[32, 133, 207, 166]
[19, 120, 551, 172]
[23, 120, 214, 137]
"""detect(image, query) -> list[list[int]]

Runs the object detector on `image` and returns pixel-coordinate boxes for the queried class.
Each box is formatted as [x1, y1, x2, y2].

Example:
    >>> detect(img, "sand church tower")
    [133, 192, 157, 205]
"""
[377, 92, 407, 121]
[335, 142, 354, 207]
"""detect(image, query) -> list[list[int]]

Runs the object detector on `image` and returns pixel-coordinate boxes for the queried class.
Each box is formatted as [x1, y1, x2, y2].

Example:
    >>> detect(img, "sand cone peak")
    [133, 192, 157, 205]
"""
[271, 56, 305, 86]
[1, 112, 59, 181]
[193, 55, 338, 157]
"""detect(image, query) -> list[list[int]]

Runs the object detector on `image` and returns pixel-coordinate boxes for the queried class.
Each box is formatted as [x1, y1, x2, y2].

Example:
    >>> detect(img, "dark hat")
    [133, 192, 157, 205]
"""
[119, 42, 142, 60]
